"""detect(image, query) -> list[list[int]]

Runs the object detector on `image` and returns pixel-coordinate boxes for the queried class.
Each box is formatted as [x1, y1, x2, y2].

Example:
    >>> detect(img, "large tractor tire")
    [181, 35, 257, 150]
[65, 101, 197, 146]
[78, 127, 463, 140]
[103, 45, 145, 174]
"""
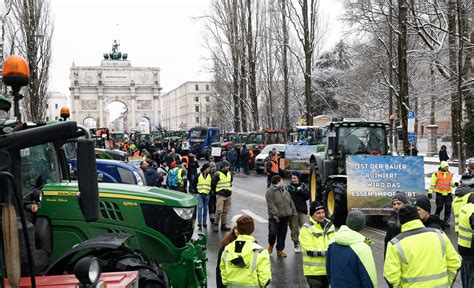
[92, 249, 170, 288]
[324, 180, 348, 226]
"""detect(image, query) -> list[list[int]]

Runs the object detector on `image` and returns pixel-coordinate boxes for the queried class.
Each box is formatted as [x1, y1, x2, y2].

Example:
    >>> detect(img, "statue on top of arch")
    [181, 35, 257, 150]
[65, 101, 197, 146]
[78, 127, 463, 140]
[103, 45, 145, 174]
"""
[103, 40, 128, 61]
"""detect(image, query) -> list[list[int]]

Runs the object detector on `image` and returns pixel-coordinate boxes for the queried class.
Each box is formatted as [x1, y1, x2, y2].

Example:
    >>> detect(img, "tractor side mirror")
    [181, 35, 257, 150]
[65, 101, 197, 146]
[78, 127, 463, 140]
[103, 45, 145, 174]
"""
[77, 138, 99, 222]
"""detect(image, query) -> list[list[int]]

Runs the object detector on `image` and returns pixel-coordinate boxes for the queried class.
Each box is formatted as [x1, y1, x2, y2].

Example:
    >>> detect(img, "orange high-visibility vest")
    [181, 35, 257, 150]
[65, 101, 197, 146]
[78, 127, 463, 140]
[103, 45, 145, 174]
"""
[434, 171, 453, 192]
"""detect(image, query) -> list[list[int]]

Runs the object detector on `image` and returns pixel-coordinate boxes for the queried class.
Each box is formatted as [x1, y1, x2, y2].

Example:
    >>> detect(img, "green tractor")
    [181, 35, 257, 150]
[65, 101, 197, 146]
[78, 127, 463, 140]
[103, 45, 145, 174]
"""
[20, 126, 207, 287]
[309, 120, 390, 225]
[1, 57, 207, 287]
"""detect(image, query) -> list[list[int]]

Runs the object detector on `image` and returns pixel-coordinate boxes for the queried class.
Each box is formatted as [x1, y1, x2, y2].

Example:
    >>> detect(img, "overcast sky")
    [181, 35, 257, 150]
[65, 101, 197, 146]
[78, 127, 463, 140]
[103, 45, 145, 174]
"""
[49, 0, 344, 96]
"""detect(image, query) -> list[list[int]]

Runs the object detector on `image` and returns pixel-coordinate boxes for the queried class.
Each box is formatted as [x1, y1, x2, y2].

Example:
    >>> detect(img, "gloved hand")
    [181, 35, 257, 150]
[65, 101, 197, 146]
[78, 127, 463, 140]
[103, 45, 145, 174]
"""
[428, 193, 432, 200]
[455, 182, 459, 187]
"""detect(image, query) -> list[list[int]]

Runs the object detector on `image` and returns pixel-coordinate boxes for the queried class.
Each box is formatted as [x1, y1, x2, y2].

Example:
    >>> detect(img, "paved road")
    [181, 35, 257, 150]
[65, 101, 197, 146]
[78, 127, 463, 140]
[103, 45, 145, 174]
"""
[194, 169, 463, 287]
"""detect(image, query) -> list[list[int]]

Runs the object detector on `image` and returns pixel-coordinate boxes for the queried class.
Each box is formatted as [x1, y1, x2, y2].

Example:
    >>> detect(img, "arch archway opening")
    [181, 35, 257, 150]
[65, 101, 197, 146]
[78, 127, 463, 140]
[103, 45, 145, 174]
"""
[106, 101, 128, 132]
[138, 117, 151, 134]
[83, 117, 97, 128]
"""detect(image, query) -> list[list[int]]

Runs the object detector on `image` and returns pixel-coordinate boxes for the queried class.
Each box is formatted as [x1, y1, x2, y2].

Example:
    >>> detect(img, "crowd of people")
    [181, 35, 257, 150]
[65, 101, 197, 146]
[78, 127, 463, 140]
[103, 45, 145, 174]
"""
[216, 160, 474, 288]
[124, 137, 474, 288]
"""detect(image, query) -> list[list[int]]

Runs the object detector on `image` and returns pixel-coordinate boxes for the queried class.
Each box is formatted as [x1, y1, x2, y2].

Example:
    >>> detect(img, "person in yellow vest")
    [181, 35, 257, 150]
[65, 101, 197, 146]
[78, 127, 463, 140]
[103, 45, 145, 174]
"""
[299, 202, 335, 288]
[428, 161, 458, 227]
[453, 175, 474, 232]
[212, 160, 233, 232]
[384, 204, 461, 287]
[220, 215, 271, 287]
[326, 211, 377, 288]
[196, 164, 212, 229]
[457, 194, 474, 287]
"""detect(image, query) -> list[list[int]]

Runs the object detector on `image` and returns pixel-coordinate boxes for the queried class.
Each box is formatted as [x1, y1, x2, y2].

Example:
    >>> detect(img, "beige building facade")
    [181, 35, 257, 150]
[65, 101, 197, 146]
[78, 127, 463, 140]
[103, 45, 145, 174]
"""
[161, 81, 215, 130]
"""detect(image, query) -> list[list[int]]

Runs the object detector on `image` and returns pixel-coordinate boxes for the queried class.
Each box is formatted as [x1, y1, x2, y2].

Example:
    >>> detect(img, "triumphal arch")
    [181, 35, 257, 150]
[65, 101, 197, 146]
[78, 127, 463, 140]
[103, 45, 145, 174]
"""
[69, 40, 162, 131]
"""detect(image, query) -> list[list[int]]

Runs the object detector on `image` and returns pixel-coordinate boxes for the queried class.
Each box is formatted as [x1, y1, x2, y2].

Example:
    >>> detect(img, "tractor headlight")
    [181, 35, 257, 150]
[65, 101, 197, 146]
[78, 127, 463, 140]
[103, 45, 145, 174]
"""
[74, 256, 101, 285]
[134, 171, 144, 186]
[173, 207, 195, 220]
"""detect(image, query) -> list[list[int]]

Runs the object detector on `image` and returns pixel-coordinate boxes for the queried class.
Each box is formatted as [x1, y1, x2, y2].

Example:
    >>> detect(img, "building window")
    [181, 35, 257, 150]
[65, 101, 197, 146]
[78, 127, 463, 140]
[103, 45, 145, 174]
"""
[195, 106, 200, 112]
[195, 96, 199, 102]
[46, 116, 49, 121]
[55, 104, 58, 109]
[206, 84, 210, 91]
[195, 117, 200, 123]
[46, 104, 49, 109]
[195, 84, 199, 91]
[206, 105, 210, 112]
[206, 96, 210, 102]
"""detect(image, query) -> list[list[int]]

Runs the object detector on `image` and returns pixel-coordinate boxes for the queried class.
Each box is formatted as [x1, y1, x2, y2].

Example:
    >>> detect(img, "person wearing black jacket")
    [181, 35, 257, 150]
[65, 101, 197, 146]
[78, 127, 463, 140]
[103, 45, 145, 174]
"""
[439, 145, 449, 162]
[187, 154, 199, 194]
[286, 172, 310, 253]
[413, 194, 444, 230]
[384, 192, 409, 255]
[211, 160, 233, 232]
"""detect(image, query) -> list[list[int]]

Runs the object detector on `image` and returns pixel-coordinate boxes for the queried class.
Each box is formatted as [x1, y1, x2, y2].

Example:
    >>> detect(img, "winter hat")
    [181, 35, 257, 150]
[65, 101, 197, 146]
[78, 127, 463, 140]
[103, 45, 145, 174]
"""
[346, 211, 366, 232]
[413, 195, 431, 213]
[309, 201, 325, 216]
[236, 215, 255, 235]
[231, 214, 243, 230]
[201, 163, 210, 172]
[221, 160, 230, 168]
[170, 161, 177, 168]
[392, 192, 409, 204]
[398, 204, 419, 224]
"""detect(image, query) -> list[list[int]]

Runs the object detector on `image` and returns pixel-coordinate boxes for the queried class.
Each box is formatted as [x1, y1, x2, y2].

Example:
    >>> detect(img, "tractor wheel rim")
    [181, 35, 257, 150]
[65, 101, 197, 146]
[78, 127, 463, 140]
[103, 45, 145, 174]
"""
[327, 190, 335, 214]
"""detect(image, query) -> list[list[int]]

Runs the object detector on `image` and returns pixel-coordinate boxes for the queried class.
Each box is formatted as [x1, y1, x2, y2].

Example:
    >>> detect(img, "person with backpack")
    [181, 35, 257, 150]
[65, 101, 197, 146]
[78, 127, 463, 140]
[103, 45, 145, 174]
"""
[167, 161, 180, 191]
[140, 160, 158, 187]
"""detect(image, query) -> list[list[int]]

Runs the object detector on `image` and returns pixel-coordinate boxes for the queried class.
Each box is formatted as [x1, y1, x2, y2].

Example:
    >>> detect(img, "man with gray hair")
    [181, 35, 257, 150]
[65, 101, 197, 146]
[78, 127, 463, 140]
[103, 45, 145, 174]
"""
[326, 211, 377, 288]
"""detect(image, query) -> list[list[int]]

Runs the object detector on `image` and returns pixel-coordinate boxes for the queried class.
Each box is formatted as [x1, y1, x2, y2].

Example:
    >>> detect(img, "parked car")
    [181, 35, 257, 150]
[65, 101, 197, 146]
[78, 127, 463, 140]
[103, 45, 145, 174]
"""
[254, 144, 286, 173]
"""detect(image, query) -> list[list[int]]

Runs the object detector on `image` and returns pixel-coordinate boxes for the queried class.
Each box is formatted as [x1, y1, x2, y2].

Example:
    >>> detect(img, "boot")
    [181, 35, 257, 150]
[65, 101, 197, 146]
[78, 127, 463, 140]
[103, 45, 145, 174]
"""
[267, 245, 274, 254]
[197, 221, 202, 229]
[277, 250, 287, 257]
[221, 224, 231, 232]
[203, 220, 207, 228]
[213, 224, 219, 232]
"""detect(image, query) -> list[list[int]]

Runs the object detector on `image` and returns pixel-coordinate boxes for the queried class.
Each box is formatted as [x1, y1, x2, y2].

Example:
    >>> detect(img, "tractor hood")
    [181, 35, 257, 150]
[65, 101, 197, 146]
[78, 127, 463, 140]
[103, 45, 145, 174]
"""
[43, 181, 197, 207]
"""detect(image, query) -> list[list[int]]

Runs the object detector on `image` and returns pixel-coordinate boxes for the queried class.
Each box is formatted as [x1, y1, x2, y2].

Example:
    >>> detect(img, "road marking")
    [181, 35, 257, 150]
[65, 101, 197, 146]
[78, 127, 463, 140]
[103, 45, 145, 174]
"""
[241, 209, 268, 223]
[233, 187, 265, 201]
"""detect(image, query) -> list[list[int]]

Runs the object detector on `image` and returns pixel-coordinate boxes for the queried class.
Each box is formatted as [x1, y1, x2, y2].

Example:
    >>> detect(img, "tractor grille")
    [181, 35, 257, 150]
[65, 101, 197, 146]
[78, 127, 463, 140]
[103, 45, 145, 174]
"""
[141, 204, 195, 248]
[100, 201, 124, 221]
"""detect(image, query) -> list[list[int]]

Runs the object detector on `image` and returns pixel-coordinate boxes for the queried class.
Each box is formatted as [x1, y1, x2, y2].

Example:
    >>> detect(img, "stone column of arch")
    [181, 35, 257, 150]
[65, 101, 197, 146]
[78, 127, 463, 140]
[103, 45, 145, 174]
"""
[98, 86, 104, 127]
[130, 83, 137, 132]
[153, 85, 160, 128]
[72, 87, 80, 121]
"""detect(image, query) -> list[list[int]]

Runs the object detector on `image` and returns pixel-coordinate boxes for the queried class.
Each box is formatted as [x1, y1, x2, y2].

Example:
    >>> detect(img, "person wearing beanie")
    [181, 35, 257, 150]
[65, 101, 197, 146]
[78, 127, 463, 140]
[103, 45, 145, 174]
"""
[327, 211, 377, 288]
[196, 163, 212, 229]
[286, 172, 311, 253]
[265, 175, 297, 257]
[413, 195, 444, 230]
[220, 215, 271, 288]
[299, 201, 335, 288]
[428, 161, 458, 227]
[384, 192, 410, 255]
[216, 214, 242, 288]
[211, 158, 234, 232]
[457, 193, 474, 287]
[384, 204, 461, 287]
